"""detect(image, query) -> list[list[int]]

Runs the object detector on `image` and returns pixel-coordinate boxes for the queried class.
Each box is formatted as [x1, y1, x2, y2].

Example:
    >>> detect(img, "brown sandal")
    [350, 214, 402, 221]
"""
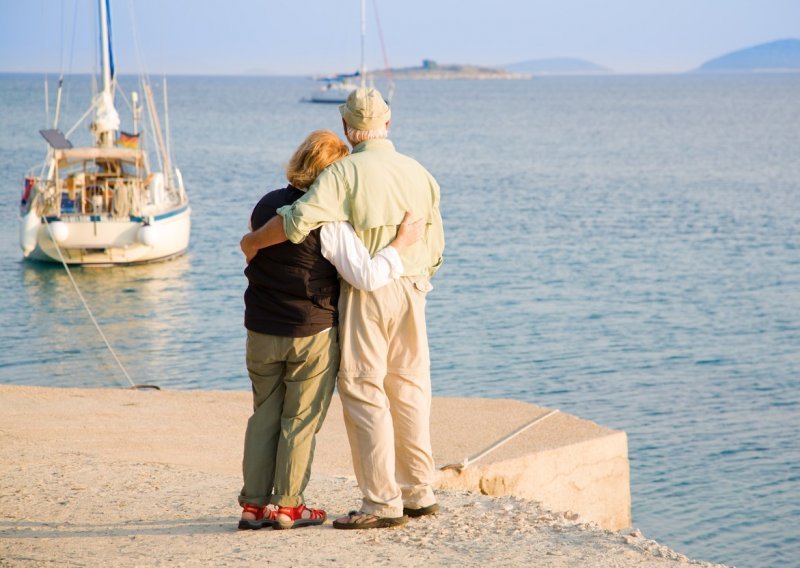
[332, 510, 408, 530]
[403, 503, 440, 518]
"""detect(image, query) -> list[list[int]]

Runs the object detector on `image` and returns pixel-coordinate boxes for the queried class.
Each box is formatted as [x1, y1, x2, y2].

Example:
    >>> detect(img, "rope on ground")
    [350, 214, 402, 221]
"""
[42, 216, 159, 390]
[440, 408, 559, 471]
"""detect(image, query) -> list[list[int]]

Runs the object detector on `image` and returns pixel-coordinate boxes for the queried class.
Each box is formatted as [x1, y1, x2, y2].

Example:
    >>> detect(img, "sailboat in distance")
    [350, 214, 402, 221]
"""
[309, 71, 363, 104]
[19, 0, 190, 265]
[308, 0, 366, 104]
[307, 0, 394, 104]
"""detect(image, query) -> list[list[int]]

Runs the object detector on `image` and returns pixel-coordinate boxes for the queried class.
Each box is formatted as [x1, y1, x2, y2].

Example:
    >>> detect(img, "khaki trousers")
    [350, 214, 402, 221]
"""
[239, 327, 338, 508]
[337, 277, 437, 518]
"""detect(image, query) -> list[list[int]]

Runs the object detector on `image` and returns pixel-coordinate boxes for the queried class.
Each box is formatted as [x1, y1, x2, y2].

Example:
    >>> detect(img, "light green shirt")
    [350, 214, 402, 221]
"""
[277, 139, 444, 278]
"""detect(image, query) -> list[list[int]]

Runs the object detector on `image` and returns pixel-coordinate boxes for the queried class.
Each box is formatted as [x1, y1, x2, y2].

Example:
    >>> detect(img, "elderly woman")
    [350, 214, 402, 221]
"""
[238, 129, 422, 530]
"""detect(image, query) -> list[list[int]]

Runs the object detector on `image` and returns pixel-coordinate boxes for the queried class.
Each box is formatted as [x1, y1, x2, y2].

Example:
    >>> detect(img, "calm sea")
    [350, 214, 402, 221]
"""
[1, 73, 798, 567]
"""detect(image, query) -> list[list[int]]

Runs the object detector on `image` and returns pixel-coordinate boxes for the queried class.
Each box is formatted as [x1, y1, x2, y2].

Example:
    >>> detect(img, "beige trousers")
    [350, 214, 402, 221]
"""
[239, 327, 338, 508]
[337, 277, 437, 518]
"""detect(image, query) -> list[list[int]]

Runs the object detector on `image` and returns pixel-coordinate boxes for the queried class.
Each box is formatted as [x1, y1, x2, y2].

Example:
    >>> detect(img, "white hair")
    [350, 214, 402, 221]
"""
[345, 125, 389, 145]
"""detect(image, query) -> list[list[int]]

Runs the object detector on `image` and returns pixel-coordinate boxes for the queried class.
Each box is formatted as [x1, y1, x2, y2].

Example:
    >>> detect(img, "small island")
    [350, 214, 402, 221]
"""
[368, 59, 528, 80]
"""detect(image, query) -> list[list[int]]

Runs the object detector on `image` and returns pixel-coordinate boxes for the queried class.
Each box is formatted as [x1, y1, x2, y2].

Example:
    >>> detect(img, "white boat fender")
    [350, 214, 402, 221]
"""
[48, 220, 69, 244]
[20, 212, 41, 254]
[138, 224, 159, 246]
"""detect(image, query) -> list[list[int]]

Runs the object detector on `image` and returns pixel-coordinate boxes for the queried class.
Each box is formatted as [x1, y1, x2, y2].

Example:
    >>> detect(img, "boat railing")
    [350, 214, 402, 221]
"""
[33, 173, 154, 219]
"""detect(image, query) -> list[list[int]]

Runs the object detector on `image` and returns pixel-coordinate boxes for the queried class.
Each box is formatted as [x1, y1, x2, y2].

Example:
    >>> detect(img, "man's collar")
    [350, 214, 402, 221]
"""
[352, 138, 395, 154]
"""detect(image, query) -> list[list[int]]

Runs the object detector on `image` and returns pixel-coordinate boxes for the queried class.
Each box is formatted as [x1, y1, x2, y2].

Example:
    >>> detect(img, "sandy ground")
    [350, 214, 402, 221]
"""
[0, 385, 728, 567]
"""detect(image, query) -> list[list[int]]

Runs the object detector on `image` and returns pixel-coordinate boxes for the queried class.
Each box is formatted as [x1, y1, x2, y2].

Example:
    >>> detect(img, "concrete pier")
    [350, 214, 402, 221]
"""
[0, 385, 630, 530]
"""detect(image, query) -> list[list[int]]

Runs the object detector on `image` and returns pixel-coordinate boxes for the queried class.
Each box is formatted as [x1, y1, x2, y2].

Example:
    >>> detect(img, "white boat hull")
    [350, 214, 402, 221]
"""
[309, 80, 358, 104]
[310, 91, 349, 104]
[22, 206, 191, 265]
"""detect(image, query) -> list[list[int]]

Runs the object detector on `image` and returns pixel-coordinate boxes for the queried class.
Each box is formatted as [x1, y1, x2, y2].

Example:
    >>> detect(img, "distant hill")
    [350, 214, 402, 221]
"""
[696, 38, 800, 72]
[504, 58, 610, 75]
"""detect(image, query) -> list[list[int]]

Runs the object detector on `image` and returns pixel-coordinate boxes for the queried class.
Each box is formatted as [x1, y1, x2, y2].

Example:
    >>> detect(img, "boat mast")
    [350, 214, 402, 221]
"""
[98, 0, 113, 99]
[360, 0, 366, 89]
[94, 0, 119, 147]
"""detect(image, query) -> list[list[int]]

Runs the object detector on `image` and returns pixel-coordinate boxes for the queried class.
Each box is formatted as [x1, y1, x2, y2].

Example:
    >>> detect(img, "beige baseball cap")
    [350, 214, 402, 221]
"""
[339, 87, 391, 130]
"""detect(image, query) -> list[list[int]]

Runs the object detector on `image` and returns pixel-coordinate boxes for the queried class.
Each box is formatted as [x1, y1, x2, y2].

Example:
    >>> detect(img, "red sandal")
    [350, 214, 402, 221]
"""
[273, 504, 327, 530]
[238, 503, 277, 530]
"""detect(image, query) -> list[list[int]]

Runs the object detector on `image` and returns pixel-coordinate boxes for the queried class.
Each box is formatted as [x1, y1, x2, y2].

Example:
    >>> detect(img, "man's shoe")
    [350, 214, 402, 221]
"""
[403, 503, 440, 518]
[333, 510, 409, 530]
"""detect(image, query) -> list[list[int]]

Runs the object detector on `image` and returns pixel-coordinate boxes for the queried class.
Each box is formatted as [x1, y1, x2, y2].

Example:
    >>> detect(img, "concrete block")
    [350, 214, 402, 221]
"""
[430, 398, 631, 530]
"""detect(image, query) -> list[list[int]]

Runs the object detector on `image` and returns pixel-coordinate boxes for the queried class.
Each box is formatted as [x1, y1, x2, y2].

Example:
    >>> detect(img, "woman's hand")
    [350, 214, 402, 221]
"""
[240, 232, 258, 263]
[390, 211, 425, 253]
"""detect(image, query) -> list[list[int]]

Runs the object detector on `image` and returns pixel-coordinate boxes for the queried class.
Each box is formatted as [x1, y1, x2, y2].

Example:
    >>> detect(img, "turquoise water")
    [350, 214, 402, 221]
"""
[1, 73, 799, 567]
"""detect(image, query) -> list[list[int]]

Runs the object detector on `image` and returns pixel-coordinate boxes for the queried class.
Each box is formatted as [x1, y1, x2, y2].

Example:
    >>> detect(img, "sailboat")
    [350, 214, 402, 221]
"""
[308, 0, 394, 104]
[309, 71, 362, 104]
[18, 0, 190, 265]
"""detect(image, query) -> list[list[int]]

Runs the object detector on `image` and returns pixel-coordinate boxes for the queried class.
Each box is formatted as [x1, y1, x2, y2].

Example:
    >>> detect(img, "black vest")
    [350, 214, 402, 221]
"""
[244, 185, 340, 337]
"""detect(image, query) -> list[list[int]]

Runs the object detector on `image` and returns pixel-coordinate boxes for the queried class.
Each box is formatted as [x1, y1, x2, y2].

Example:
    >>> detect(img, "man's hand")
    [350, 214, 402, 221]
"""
[390, 211, 425, 253]
[240, 232, 259, 264]
[239, 215, 291, 263]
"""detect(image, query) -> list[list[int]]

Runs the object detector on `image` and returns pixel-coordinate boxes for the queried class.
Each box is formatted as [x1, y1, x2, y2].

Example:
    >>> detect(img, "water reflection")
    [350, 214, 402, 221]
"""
[16, 257, 193, 389]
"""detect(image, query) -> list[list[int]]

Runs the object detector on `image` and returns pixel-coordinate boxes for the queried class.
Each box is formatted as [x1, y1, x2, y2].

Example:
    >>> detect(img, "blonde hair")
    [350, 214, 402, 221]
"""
[286, 130, 349, 189]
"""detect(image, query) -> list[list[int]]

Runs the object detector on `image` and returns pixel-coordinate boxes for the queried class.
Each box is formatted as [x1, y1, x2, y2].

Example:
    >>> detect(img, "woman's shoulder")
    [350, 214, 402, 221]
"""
[256, 185, 306, 211]
[250, 186, 298, 229]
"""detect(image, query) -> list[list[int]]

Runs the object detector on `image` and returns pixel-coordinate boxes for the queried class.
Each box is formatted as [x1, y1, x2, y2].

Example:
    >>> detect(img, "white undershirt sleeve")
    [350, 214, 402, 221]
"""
[319, 222, 404, 291]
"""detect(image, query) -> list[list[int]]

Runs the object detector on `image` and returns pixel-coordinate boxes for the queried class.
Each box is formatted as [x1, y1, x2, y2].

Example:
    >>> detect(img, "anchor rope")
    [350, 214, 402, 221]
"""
[41, 215, 137, 389]
[441, 409, 560, 471]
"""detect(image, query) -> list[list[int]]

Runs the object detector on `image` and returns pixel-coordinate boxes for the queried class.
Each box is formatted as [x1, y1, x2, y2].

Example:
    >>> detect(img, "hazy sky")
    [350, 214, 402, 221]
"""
[1, 0, 798, 75]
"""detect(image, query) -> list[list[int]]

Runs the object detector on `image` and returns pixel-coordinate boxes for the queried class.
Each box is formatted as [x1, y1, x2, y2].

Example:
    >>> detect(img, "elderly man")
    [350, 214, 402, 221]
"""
[240, 88, 444, 529]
